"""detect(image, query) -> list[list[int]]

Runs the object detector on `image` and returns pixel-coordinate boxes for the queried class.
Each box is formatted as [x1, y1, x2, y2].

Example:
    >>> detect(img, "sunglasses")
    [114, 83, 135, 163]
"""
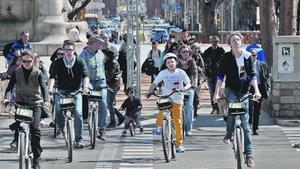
[57, 53, 64, 56]
[181, 50, 190, 53]
[22, 60, 33, 64]
[64, 48, 74, 51]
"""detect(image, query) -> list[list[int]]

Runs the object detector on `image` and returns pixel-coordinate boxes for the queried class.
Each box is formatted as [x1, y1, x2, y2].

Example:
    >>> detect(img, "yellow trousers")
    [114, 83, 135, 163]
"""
[156, 103, 183, 146]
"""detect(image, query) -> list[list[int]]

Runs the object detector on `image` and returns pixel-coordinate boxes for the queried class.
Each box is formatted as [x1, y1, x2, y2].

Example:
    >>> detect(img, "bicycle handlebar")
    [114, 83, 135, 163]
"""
[147, 89, 182, 99]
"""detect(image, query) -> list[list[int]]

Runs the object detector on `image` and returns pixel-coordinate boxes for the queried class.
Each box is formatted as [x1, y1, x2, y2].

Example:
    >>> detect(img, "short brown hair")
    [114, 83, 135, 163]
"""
[63, 40, 75, 48]
[87, 35, 104, 45]
[21, 50, 34, 60]
[20, 30, 29, 36]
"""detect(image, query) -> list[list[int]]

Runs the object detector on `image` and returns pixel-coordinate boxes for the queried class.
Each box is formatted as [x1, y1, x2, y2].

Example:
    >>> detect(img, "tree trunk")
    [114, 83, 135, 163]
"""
[199, 0, 218, 42]
[278, 0, 299, 35]
[259, 0, 276, 68]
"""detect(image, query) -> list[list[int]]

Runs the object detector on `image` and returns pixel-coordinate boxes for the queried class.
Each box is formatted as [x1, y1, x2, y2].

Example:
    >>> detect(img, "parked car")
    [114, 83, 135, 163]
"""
[145, 17, 163, 24]
[151, 28, 169, 43]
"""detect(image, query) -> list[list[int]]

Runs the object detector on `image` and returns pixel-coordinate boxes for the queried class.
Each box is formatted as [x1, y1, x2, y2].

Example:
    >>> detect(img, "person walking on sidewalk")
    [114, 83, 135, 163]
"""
[248, 48, 271, 135]
[146, 53, 191, 153]
[213, 32, 261, 168]
[102, 48, 125, 127]
[203, 36, 225, 114]
[79, 36, 109, 140]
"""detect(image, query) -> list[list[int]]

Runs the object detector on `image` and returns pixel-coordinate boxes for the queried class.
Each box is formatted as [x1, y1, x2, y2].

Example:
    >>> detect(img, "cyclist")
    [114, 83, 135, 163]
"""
[177, 44, 198, 136]
[120, 87, 143, 136]
[213, 32, 261, 168]
[48, 40, 89, 148]
[4, 51, 49, 169]
[79, 35, 109, 140]
[146, 53, 191, 153]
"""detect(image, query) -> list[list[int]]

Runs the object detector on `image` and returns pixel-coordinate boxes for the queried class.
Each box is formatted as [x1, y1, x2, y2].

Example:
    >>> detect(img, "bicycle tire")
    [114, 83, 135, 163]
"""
[52, 103, 57, 138]
[19, 132, 26, 169]
[65, 119, 73, 162]
[162, 115, 172, 163]
[235, 127, 243, 169]
[90, 111, 96, 149]
[129, 122, 135, 137]
[171, 122, 176, 159]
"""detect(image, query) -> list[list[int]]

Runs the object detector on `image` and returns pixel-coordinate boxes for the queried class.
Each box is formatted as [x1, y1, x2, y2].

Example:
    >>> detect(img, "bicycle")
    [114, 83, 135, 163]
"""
[87, 90, 102, 149]
[148, 90, 182, 163]
[7, 102, 43, 169]
[220, 93, 254, 169]
[53, 90, 82, 163]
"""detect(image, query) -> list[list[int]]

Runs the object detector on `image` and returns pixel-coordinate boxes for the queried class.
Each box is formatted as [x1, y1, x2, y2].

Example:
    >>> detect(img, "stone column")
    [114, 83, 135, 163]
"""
[32, 0, 67, 42]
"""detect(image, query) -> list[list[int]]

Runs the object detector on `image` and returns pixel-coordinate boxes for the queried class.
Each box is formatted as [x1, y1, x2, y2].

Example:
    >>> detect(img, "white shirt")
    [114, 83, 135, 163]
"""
[153, 68, 191, 104]
[147, 49, 161, 68]
[235, 50, 251, 80]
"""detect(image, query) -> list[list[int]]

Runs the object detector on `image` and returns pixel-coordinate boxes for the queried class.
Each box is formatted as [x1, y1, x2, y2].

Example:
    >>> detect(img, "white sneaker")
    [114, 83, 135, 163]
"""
[186, 131, 192, 136]
[176, 145, 185, 153]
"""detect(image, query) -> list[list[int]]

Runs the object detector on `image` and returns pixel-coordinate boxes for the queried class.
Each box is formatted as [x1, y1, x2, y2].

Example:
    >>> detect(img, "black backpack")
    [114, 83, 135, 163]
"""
[3, 42, 14, 59]
[141, 49, 161, 76]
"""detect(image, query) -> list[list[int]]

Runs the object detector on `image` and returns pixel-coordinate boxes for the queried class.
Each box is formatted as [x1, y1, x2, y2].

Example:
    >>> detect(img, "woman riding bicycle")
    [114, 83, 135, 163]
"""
[146, 53, 191, 153]
[213, 32, 261, 168]
[4, 50, 50, 169]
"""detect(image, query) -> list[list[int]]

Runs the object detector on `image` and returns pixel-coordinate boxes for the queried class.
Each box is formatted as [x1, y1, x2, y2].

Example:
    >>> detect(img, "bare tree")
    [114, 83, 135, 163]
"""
[278, 0, 299, 35]
[199, 0, 224, 42]
[259, 0, 276, 68]
[68, 0, 91, 20]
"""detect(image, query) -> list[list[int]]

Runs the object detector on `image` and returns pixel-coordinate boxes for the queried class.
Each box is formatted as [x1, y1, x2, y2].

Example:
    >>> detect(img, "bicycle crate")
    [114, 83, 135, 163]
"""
[15, 107, 34, 123]
[228, 102, 245, 115]
[156, 97, 172, 110]
[59, 97, 75, 110]
[89, 91, 102, 101]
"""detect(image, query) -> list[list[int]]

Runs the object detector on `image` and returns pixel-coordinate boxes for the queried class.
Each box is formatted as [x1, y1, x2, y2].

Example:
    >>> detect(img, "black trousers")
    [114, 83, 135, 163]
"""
[249, 97, 263, 131]
[10, 106, 42, 158]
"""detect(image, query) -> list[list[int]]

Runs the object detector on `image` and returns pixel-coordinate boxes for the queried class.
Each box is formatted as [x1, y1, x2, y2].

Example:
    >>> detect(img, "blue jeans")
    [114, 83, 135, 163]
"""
[107, 84, 124, 124]
[224, 88, 252, 155]
[184, 89, 194, 132]
[55, 90, 83, 142]
[90, 80, 109, 129]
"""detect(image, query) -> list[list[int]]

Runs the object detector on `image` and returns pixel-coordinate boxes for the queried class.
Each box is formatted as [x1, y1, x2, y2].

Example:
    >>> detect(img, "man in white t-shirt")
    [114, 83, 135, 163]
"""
[146, 53, 191, 153]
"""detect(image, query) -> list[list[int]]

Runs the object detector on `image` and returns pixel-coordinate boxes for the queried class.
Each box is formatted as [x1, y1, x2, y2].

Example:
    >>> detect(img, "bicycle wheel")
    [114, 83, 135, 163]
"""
[19, 132, 26, 169]
[129, 122, 135, 137]
[161, 116, 172, 163]
[65, 119, 73, 162]
[52, 103, 57, 138]
[171, 122, 176, 159]
[89, 111, 96, 149]
[235, 127, 243, 169]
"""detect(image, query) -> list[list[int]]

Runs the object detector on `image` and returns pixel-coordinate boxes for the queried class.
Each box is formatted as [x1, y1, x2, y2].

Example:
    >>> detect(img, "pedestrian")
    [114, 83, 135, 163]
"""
[162, 38, 176, 56]
[5, 51, 50, 169]
[177, 44, 197, 136]
[118, 34, 128, 92]
[120, 87, 143, 136]
[203, 36, 225, 114]
[248, 48, 271, 135]
[177, 28, 191, 46]
[213, 32, 261, 168]
[145, 41, 162, 82]
[190, 43, 206, 117]
[103, 47, 125, 127]
[245, 34, 266, 62]
[48, 40, 90, 148]
[6, 30, 32, 65]
[79, 36, 109, 141]
[146, 53, 192, 153]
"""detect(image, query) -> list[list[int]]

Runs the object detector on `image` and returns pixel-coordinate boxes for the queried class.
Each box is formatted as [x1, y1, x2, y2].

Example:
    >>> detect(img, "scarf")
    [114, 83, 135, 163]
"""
[178, 57, 192, 70]
[63, 56, 76, 78]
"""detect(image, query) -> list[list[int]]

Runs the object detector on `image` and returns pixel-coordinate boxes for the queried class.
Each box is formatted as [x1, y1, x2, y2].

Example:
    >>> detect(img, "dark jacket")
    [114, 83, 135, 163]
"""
[251, 61, 271, 98]
[217, 50, 256, 94]
[202, 46, 225, 78]
[105, 58, 122, 86]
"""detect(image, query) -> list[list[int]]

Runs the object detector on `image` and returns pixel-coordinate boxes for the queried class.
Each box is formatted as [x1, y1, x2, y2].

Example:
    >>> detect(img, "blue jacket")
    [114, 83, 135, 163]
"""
[7, 39, 32, 65]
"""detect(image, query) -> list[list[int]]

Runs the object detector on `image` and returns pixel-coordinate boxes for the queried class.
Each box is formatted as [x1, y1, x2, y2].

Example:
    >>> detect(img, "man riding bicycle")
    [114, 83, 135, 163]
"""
[48, 40, 89, 148]
[213, 32, 261, 168]
[146, 53, 191, 153]
[5, 51, 49, 169]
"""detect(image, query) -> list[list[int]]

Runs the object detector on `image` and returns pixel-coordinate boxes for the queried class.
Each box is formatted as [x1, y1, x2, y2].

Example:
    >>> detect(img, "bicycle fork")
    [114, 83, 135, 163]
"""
[233, 115, 245, 157]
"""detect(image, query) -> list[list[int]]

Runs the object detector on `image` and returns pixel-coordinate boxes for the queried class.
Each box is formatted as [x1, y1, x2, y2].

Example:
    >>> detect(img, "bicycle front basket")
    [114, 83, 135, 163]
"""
[228, 102, 245, 115]
[157, 97, 172, 110]
[59, 97, 75, 110]
[89, 91, 102, 101]
[15, 108, 33, 123]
